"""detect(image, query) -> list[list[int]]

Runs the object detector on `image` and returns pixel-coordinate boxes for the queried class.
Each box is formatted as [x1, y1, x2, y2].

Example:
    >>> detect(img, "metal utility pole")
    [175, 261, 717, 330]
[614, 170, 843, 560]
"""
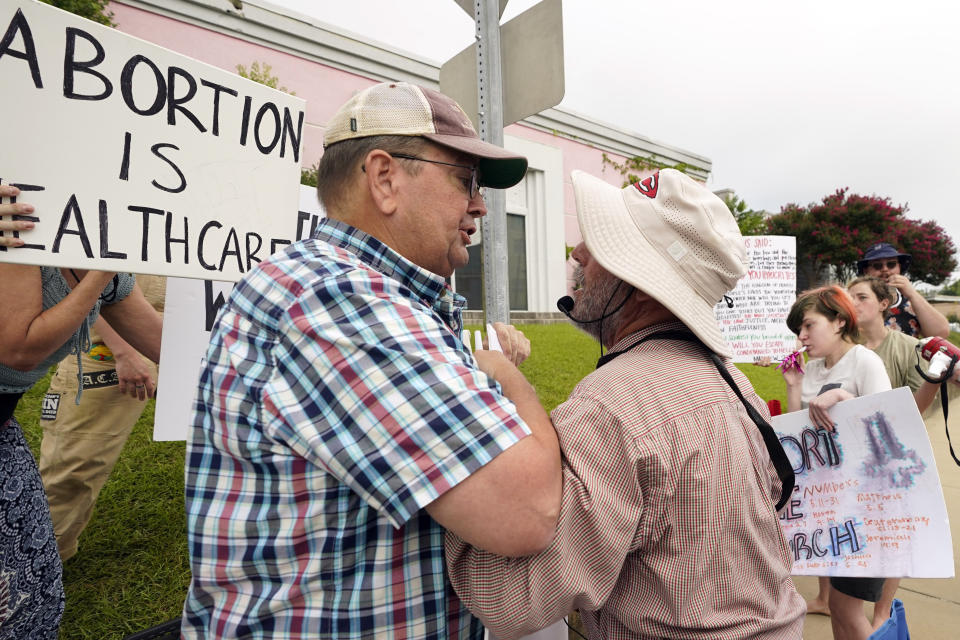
[474, 0, 509, 325]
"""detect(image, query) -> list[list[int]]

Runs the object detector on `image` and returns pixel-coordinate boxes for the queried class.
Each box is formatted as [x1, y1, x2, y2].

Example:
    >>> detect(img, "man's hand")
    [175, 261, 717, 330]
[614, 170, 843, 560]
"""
[0, 185, 37, 248]
[808, 388, 853, 431]
[114, 351, 156, 400]
[489, 322, 531, 366]
[886, 274, 916, 297]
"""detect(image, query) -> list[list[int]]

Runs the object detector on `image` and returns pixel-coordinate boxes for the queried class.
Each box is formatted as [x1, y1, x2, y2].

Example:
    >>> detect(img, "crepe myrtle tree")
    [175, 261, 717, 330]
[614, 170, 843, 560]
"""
[766, 188, 957, 288]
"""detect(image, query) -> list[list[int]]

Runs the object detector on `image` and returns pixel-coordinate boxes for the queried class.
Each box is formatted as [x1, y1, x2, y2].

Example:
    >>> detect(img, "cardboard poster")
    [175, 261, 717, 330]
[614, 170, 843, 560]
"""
[153, 185, 323, 440]
[772, 387, 954, 577]
[715, 236, 797, 363]
[0, 0, 305, 281]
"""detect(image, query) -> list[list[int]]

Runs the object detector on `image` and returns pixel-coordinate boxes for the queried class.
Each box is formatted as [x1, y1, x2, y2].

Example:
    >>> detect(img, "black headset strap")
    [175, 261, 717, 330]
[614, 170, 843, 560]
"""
[597, 330, 795, 511]
[940, 381, 960, 466]
[914, 353, 960, 467]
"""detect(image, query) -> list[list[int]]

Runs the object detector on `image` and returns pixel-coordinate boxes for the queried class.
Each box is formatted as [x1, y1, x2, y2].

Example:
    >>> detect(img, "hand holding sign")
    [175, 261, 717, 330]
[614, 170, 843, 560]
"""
[488, 322, 530, 367]
[807, 387, 854, 432]
[461, 327, 498, 354]
[0, 185, 37, 248]
[461, 322, 530, 367]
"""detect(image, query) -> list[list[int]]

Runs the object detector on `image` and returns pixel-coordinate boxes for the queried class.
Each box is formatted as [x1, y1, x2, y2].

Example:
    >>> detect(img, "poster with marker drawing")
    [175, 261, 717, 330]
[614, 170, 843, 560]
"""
[772, 386, 953, 577]
[0, 0, 305, 281]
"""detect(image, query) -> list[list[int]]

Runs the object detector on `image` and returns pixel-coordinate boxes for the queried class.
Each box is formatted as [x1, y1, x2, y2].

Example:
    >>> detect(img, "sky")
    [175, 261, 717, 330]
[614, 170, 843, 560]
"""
[266, 0, 960, 284]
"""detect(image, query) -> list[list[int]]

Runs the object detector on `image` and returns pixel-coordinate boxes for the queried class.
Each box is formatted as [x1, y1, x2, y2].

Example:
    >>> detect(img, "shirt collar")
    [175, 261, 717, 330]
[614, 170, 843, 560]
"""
[605, 320, 692, 358]
[312, 218, 466, 317]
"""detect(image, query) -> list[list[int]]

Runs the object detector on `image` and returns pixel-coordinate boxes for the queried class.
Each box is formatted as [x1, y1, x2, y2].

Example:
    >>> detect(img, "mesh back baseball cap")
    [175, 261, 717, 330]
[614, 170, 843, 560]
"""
[324, 82, 528, 189]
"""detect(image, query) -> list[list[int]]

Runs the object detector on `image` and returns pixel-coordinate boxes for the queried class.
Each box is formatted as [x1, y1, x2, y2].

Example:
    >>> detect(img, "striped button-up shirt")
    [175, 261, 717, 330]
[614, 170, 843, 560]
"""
[182, 219, 530, 639]
[447, 322, 806, 639]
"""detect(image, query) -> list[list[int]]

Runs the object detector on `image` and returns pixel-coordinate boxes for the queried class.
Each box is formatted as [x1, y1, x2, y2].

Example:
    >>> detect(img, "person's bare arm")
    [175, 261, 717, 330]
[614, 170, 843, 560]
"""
[0, 264, 115, 371]
[783, 367, 803, 414]
[890, 275, 950, 338]
[425, 349, 561, 557]
[99, 284, 162, 364]
[912, 380, 940, 415]
[93, 317, 156, 400]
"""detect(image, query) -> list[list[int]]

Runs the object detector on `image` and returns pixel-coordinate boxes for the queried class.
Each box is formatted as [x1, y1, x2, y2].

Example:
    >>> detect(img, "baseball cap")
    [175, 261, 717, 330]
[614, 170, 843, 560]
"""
[324, 82, 528, 189]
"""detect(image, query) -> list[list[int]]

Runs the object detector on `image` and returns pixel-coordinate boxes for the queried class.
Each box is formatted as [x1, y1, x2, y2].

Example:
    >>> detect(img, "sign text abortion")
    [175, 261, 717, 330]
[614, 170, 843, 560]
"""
[0, 1, 306, 280]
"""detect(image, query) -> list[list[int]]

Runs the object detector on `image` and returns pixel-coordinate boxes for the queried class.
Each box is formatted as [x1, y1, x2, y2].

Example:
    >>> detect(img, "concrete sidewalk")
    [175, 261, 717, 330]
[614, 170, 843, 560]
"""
[798, 403, 960, 639]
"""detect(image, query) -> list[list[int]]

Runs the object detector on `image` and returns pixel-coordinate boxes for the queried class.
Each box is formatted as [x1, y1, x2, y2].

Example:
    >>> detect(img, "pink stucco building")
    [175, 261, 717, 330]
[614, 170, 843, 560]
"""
[112, 0, 711, 314]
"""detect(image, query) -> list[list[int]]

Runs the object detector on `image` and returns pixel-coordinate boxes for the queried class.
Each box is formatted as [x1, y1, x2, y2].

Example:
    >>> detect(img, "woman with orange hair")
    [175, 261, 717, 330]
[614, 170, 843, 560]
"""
[781, 285, 891, 640]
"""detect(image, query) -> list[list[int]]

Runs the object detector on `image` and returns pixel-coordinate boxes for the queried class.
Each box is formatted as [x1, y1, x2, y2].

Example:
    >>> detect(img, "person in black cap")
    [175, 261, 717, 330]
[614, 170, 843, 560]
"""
[857, 242, 949, 338]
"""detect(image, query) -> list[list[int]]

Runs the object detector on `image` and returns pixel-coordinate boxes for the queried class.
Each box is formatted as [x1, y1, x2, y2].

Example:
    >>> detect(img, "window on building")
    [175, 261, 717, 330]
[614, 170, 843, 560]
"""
[453, 175, 530, 311]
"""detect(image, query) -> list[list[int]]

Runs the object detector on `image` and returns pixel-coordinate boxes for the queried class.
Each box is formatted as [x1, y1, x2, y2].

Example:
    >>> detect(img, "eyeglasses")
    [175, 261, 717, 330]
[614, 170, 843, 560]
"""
[389, 153, 482, 200]
[867, 259, 899, 271]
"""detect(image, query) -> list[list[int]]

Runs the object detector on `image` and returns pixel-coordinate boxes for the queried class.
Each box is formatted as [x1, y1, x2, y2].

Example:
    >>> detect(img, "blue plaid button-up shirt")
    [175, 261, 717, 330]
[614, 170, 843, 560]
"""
[182, 218, 530, 639]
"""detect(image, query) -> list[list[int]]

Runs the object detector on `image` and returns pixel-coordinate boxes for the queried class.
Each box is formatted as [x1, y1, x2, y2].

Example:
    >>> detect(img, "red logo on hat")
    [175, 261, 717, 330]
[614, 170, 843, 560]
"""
[633, 172, 659, 198]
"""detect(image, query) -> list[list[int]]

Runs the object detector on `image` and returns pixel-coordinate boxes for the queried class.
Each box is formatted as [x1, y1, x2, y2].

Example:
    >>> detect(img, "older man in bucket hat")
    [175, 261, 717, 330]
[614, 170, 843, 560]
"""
[856, 242, 950, 338]
[181, 82, 562, 639]
[447, 169, 805, 639]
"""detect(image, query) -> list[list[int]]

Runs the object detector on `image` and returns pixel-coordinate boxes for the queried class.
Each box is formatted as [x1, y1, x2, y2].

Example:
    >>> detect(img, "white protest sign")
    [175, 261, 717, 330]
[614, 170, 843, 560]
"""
[715, 235, 797, 363]
[153, 185, 323, 441]
[773, 387, 953, 577]
[0, 0, 305, 281]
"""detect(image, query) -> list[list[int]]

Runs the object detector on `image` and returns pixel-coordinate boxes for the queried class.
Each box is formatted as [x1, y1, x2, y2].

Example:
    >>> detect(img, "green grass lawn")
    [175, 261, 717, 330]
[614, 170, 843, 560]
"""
[17, 323, 791, 639]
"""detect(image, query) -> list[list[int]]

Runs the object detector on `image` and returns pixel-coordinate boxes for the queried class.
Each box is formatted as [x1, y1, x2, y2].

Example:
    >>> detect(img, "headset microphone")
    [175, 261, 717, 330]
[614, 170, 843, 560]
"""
[556, 282, 633, 324]
[556, 295, 577, 315]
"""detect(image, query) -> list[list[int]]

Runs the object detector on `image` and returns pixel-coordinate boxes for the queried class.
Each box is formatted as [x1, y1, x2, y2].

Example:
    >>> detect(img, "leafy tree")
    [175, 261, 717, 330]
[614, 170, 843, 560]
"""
[601, 152, 694, 186]
[894, 218, 957, 285]
[236, 62, 295, 95]
[721, 193, 766, 236]
[42, 0, 114, 26]
[300, 162, 318, 188]
[766, 188, 957, 288]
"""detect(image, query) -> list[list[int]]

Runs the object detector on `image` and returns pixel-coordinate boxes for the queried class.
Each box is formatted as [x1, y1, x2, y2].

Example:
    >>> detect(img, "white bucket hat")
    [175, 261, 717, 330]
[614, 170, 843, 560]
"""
[571, 169, 747, 358]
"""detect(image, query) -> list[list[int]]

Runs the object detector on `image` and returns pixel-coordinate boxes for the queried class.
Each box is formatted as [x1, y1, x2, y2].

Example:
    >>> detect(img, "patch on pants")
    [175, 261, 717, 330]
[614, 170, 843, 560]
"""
[41, 393, 61, 421]
[82, 369, 119, 389]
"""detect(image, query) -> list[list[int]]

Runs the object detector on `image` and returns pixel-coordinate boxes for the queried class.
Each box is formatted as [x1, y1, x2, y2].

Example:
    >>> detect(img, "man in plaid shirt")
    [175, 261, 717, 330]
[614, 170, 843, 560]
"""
[181, 83, 562, 639]
[447, 170, 806, 639]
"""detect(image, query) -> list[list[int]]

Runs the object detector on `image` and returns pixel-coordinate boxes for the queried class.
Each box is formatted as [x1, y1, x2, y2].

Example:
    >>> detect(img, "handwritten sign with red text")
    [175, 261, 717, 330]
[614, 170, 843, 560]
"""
[714, 235, 796, 363]
[772, 387, 953, 577]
